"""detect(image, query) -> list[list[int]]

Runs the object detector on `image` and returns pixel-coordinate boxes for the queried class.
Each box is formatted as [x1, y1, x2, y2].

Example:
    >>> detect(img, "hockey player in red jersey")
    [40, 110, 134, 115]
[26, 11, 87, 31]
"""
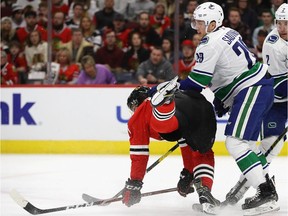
[122, 78, 220, 214]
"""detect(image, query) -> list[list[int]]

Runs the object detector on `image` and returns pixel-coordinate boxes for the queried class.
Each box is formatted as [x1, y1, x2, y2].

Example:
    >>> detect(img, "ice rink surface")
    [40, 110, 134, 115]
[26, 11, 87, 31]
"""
[1, 154, 287, 216]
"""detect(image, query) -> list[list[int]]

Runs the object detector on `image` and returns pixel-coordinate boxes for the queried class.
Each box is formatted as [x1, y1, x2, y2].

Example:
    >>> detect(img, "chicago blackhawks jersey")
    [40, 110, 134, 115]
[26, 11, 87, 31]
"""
[262, 28, 288, 103]
[187, 27, 268, 107]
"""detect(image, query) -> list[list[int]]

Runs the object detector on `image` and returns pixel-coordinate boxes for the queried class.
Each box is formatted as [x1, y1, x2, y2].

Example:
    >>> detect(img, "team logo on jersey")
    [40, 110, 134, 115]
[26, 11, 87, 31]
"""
[200, 36, 209, 45]
[267, 35, 279, 44]
[209, 4, 215, 9]
[268, 122, 277, 128]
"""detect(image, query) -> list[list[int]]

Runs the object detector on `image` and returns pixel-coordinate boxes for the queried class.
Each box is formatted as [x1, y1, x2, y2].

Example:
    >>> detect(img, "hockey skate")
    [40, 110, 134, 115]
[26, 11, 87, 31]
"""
[244, 175, 278, 204]
[242, 174, 279, 216]
[150, 76, 179, 107]
[192, 178, 221, 215]
[225, 180, 250, 205]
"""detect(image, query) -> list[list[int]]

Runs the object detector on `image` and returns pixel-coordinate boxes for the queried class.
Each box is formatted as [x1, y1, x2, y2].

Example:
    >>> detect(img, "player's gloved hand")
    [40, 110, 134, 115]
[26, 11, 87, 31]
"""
[122, 178, 143, 207]
[177, 168, 194, 197]
[213, 97, 229, 117]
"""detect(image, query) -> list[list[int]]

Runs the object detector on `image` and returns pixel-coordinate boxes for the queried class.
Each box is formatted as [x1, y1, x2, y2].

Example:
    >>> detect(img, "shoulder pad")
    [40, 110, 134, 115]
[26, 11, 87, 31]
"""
[267, 35, 279, 44]
[200, 36, 209, 45]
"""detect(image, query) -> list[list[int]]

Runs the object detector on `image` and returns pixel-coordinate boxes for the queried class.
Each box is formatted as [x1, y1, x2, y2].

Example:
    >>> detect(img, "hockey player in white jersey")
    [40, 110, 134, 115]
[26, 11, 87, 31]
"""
[153, 2, 279, 215]
[225, 1, 288, 210]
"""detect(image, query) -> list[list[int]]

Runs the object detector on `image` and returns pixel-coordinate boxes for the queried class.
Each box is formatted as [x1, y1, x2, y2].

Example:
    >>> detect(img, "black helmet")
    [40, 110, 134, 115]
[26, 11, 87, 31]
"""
[127, 86, 150, 112]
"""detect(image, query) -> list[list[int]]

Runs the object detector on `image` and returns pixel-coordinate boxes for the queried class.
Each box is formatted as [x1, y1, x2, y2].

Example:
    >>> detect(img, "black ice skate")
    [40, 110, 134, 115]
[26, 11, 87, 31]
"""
[242, 174, 279, 216]
[225, 180, 250, 205]
[192, 178, 220, 215]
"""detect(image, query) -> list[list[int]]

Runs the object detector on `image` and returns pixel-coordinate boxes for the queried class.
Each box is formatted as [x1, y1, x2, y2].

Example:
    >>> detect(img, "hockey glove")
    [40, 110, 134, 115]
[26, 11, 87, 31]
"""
[122, 178, 143, 207]
[177, 168, 194, 197]
[213, 97, 229, 118]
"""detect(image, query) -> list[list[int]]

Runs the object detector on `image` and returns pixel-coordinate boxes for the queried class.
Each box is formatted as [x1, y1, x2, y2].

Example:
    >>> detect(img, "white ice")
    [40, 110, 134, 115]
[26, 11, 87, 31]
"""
[1, 154, 287, 216]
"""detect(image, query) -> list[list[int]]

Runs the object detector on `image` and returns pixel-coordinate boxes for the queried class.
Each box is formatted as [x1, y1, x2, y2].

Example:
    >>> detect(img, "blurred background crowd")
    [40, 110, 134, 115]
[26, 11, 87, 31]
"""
[0, 0, 284, 85]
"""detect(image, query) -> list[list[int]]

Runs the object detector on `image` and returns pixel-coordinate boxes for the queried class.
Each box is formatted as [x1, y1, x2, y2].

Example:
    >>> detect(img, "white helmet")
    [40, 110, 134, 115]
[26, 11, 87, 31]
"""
[275, 3, 288, 21]
[192, 2, 224, 30]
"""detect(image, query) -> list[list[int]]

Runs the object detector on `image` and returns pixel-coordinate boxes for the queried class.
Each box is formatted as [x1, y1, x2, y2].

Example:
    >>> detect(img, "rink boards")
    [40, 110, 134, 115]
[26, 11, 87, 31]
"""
[1, 86, 287, 155]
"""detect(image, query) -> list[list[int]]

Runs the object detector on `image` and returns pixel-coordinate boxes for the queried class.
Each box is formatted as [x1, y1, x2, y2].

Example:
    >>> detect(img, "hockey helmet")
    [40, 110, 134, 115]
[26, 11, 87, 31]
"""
[275, 3, 288, 21]
[127, 86, 150, 112]
[191, 2, 224, 31]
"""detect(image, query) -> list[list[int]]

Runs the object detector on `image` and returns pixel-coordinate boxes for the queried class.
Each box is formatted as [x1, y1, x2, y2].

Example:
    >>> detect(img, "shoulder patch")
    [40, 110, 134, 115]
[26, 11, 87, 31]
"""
[267, 35, 279, 44]
[200, 36, 209, 45]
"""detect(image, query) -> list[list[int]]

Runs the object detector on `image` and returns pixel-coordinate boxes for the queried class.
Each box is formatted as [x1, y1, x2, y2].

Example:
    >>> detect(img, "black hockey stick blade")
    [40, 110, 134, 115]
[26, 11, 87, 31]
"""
[10, 188, 177, 215]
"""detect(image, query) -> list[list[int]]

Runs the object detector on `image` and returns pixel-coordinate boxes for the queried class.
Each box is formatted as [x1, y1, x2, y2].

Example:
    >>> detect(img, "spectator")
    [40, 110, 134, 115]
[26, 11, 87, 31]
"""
[113, 14, 132, 50]
[7, 41, 28, 84]
[1, 51, 18, 85]
[249, 29, 268, 63]
[133, 11, 162, 50]
[162, 37, 174, 64]
[237, 0, 259, 33]
[252, 9, 275, 47]
[122, 31, 150, 81]
[37, 2, 48, 29]
[136, 47, 175, 85]
[52, 0, 69, 14]
[79, 15, 102, 53]
[126, 0, 155, 21]
[54, 47, 80, 84]
[16, 10, 47, 46]
[24, 30, 48, 73]
[223, 7, 252, 48]
[93, 0, 120, 31]
[61, 28, 94, 64]
[68, 0, 96, 18]
[76, 55, 116, 84]
[11, 4, 26, 30]
[177, 39, 195, 80]
[65, 2, 84, 29]
[94, 29, 124, 73]
[183, 0, 198, 22]
[157, 0, 176, 18]
[52, 11, 72, 55]
[192, 33, 201, 47]
[1, 17, 17, 49]
[149, 2, 171, 37]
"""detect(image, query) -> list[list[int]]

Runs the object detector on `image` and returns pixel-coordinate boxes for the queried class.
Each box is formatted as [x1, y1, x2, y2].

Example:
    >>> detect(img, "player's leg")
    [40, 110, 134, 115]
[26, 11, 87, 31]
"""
[225, 83, 279, 214]
[150, 99, 179, 134]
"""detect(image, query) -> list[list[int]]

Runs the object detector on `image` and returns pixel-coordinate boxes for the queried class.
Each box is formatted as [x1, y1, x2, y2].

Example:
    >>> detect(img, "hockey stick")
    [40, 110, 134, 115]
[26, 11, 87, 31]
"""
[10, 187, 177, 215]
[221, 126, 288, 207]
[82, 142, 179, 204]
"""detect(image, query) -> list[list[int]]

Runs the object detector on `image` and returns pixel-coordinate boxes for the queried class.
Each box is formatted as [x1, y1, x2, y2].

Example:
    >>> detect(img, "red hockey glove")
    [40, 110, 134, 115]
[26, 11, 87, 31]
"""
[177, 168, 194, 197]
[122, 178, 143, 207]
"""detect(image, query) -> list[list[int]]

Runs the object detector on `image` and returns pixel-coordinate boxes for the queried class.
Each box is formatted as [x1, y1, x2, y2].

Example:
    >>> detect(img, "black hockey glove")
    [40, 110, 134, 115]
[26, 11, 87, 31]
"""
[213, 97, 229, 117]
[177, 168, 195, 197]
[122, 178, 143, 207]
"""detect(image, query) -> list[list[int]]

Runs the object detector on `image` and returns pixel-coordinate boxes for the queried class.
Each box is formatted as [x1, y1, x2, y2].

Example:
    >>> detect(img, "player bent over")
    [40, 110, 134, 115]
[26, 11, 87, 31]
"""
[121, 81, 220, 214]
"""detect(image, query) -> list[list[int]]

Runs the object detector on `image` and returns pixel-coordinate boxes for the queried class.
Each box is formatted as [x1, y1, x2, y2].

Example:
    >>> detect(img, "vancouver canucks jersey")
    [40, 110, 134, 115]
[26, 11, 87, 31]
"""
[262, 28, 288, 103]
[188, 27, 268, 107]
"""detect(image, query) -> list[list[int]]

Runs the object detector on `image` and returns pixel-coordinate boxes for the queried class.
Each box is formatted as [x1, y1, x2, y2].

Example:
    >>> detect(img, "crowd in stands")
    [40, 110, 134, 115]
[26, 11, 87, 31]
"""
[0, 0, 284, 85]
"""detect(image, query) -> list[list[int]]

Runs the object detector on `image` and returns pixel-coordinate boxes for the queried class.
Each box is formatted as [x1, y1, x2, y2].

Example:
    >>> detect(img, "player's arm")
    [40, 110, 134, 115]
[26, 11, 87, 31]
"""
[179, 44, 217, 91]
[122, 118, 150, 207]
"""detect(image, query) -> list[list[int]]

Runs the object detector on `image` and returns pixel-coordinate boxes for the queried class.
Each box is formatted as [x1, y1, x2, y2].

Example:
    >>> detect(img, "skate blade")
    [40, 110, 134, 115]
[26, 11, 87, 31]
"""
[243, 200, 280, 216]
[192, 203, 219, 215]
